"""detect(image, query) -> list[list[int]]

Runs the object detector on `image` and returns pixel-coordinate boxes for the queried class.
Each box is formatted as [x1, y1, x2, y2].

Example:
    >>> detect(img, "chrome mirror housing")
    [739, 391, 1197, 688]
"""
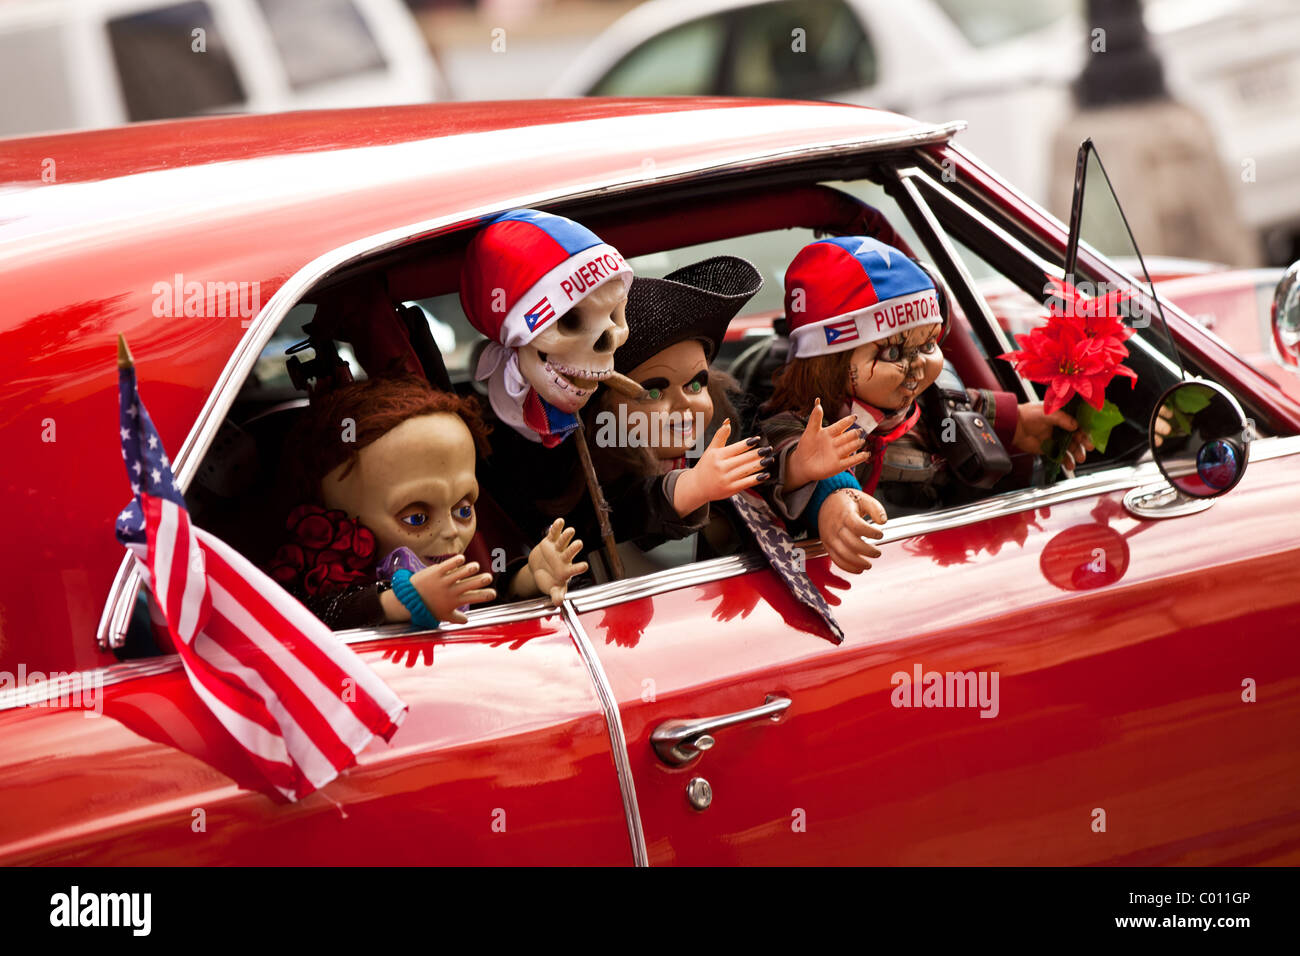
[1150, 380, 1251, 499]
[1272, 260, 1300, 372]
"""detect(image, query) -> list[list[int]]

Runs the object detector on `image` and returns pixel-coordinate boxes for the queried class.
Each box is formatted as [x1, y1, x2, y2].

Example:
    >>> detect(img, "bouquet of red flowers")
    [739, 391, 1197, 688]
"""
[999, 277, 1139, 481]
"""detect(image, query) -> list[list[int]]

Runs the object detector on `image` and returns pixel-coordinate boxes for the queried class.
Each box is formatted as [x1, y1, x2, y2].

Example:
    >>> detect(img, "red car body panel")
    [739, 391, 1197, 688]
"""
[0, 620, 632, 865]
[1, 100, 1297, 865]
[579, 458, 1300, 865]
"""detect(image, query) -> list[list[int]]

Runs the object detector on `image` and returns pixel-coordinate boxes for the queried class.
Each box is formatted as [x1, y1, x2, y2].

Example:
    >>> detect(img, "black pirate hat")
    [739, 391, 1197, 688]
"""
[614, 255, 763, 376]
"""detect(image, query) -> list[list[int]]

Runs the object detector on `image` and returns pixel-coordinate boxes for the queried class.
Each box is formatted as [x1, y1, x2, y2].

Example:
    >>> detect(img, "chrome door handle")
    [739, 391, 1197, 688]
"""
[650, 695, 792, 767]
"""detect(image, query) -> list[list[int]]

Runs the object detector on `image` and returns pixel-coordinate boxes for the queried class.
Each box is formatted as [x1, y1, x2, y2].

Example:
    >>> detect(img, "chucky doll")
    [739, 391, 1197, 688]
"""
[762, 237, 1092, 570]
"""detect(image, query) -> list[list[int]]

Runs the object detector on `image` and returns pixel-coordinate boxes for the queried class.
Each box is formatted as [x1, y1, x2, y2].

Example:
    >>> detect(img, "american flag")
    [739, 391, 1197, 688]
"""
[114, 336, 407, 801]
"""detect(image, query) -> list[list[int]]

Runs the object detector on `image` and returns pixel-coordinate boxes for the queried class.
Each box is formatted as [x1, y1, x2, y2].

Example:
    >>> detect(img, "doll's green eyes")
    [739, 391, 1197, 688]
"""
[638, 370, 707, 400]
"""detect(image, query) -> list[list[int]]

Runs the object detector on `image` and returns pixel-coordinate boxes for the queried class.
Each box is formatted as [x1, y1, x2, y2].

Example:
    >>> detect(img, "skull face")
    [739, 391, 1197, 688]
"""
[517, 278, 628, 414]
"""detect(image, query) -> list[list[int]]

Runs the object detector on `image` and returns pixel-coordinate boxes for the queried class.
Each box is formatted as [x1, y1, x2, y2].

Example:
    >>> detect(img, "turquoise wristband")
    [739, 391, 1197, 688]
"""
[807, 470, 863, 531]
[391, 569, 439, 630]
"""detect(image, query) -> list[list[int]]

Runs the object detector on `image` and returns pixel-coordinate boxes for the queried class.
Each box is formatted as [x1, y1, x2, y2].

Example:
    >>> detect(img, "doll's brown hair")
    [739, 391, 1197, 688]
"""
[288, 374, 491, 504]
[765, 351, 853, 419]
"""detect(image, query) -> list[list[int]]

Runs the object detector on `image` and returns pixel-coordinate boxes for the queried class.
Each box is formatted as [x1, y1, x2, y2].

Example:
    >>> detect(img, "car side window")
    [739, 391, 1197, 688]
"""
[253, 0, 387, 90]
[106, 1, 246, 122]
[590, 15, 728, 96]
[728, 0, 878, 99]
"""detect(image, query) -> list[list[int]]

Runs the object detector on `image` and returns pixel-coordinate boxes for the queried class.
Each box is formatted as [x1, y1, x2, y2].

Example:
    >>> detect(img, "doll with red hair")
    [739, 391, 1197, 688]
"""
[762, 237, 1092, 572]
[269, 374, 586, 630]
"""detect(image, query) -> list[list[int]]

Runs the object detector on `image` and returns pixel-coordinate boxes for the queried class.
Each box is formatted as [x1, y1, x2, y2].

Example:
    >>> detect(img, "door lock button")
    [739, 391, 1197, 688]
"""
[686, 776, 712, 811]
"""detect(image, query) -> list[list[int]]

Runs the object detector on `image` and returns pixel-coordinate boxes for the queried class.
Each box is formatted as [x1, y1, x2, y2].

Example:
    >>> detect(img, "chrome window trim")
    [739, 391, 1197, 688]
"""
[95, 119, 966, 650]
[885, 166, 1038, 403]
[561, 600, 649, 867]
[23, 433, 1300, 714]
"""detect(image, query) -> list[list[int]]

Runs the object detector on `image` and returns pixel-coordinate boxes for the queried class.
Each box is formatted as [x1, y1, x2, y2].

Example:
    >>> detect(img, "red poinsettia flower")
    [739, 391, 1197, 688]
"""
[1000, 278, 1139, 415]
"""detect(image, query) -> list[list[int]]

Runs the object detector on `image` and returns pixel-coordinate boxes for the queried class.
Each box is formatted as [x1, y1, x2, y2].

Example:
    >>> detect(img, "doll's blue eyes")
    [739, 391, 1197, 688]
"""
[454, 505, 473, 520]
[401, 513, 427, 527]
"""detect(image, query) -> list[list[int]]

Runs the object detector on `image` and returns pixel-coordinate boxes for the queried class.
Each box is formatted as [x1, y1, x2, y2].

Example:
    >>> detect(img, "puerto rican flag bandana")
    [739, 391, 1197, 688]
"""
[461, 209, 632, 443]
[785, 237, 942, 360]
[460, 208, 633, 350]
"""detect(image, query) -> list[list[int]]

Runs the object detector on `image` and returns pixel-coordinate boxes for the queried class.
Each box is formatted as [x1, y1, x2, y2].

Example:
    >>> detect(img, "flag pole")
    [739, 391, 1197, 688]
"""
[117, 333, 134, 370]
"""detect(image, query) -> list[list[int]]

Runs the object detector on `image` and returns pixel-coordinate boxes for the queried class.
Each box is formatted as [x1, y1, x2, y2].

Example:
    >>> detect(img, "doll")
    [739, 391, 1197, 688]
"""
[762, 237, 1093, 572]
[579, 255, 771, 570]
[269, 375, 587, 630]
[459, 207, 639, 543]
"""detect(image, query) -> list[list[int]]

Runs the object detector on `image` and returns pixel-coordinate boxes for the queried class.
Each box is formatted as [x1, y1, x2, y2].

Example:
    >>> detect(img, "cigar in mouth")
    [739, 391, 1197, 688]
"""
[605, 371, 647, 399]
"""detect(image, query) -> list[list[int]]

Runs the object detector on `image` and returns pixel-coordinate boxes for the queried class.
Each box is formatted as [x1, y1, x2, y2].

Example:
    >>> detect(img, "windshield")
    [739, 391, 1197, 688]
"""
[1063, 141, 1187, 461]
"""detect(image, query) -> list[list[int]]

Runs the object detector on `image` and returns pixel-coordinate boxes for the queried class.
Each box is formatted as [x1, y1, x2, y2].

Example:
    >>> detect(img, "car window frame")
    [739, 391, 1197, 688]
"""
[90, 127, 1283, 657]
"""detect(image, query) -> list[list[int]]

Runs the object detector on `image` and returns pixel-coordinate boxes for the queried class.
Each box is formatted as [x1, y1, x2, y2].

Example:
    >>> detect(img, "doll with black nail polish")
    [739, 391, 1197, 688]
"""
[580, 256, 770, 573]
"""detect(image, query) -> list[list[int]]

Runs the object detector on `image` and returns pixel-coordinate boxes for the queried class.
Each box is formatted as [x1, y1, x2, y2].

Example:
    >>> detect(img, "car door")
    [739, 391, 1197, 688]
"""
[564, 147, 1300, 865]
[570, 435, 1300, 866]
[0, 592, 636, 865]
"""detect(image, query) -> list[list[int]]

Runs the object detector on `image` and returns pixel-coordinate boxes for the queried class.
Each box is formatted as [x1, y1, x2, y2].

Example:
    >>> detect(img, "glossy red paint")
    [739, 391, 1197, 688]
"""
[0, 618, 632, 865]
[579, 455, 1300, 865]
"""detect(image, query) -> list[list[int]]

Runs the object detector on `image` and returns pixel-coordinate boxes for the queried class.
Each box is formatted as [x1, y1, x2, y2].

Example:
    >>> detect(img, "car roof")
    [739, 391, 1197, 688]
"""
[0, 99, 953, 267]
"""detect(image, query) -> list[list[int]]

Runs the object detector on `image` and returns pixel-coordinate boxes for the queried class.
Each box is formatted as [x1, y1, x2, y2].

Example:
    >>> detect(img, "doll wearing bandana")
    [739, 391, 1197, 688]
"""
[460, 208, 635, 542]
[269, 375, 587, 630]
[761, 237, 1093, 573]
[579, 255, 771, 570]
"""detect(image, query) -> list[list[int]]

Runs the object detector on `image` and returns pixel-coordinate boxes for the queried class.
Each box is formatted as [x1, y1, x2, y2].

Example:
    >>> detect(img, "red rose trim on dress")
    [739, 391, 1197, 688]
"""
[269, 504, 378, 598]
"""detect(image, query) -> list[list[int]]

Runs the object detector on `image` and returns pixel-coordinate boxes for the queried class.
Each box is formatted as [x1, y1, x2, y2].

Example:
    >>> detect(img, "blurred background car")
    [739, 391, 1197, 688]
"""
[0, 0, 450, 136]
[547, 0, 1300, 266]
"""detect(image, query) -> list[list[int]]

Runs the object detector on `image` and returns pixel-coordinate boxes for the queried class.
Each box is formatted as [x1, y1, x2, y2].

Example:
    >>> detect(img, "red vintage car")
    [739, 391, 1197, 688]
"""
[2, 99, 1298, 866]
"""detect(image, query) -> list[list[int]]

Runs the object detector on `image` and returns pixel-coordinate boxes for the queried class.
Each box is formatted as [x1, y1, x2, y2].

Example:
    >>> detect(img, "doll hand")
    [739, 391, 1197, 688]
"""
[410, 555, 496, 625]
[1153, 402, 1175, 448]
[528, 518, 590, 606]
[671, 418, 772, 517]
[785, 398, 870, 490]
[816, 487, 887, 574]
[1013, 402, 1093, 470]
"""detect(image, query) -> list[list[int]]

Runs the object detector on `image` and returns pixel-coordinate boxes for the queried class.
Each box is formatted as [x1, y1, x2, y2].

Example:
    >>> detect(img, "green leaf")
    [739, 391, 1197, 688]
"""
[1075, 399, 1125, 454]
[1172, 384, 1213, 415]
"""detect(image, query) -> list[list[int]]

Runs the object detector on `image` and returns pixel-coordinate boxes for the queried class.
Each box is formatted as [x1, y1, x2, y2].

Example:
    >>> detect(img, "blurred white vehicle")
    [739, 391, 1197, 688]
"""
[0, 0, 449, 136]
[549, 0, 1300, 255]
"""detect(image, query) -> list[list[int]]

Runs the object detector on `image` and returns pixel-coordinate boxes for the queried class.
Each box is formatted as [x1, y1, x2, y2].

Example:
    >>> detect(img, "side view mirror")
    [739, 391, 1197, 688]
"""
[1150, 380, 1251, 498]
[1272, 260, 1300, 372]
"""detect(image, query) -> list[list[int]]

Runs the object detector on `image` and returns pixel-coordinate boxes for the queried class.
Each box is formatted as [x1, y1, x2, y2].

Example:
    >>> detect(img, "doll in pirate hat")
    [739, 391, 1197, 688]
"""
[762, 236, 1092, 572]
[577, 256, 850, 643]
[579, 255, 771, 568]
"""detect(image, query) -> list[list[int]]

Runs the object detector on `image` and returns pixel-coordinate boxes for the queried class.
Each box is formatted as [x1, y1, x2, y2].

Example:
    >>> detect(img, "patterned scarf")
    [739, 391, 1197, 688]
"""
[476, 342, 579, 447]
[846, 397, 922, 495]
[730, 489, 846, 643]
